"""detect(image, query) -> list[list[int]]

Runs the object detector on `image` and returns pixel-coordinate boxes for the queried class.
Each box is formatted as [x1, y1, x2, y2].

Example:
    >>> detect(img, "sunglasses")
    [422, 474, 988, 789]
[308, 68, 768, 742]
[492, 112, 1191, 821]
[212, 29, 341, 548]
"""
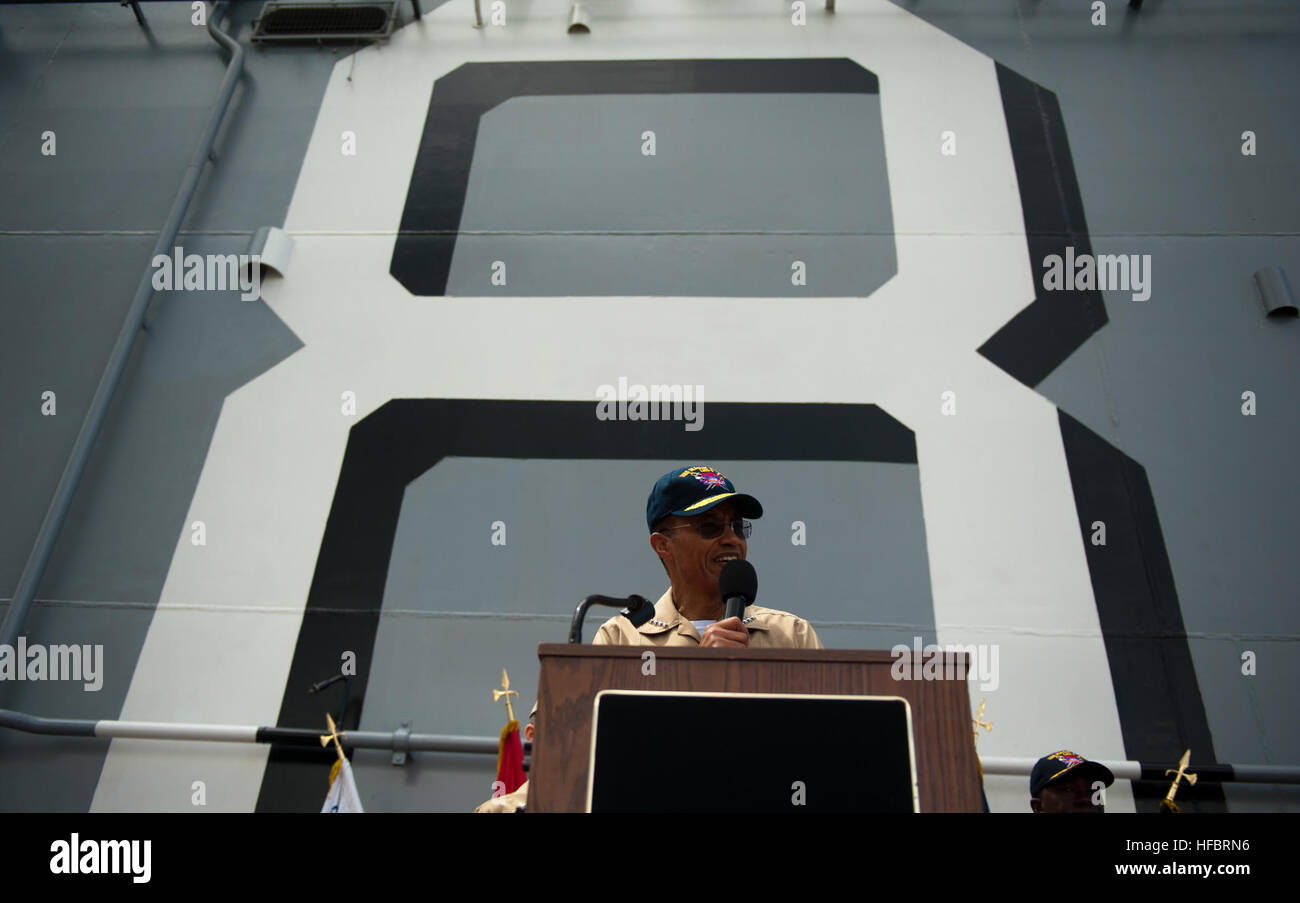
[658, 518, 752, 540]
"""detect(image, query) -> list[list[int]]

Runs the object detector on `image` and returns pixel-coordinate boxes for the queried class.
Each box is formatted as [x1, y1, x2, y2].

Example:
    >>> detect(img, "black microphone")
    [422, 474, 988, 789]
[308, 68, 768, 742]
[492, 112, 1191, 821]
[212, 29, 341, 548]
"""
[720, 559, 757, 622]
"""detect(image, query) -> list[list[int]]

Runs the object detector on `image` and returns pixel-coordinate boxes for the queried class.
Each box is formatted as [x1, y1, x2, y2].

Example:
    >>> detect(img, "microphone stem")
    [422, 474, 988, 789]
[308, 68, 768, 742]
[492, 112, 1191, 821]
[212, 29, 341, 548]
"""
[568, 597, 597, 644]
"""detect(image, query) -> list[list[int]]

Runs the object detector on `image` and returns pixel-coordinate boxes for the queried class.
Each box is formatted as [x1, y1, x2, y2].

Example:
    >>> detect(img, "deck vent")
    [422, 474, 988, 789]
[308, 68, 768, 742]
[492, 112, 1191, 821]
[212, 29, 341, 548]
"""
[253, 1, 398, 43]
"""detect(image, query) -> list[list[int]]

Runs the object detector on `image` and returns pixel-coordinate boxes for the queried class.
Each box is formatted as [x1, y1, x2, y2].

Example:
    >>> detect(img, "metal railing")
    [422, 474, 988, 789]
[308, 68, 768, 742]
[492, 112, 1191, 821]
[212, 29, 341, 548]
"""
[3, 707, 1296, 785]
[0, 708, 499, 757]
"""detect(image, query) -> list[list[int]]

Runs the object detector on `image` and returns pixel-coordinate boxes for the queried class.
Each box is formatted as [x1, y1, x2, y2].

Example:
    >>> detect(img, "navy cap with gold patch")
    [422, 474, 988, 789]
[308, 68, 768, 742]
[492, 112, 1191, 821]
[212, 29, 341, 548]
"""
[646, 466, 763, 533]
[1030, 749, 1115, 797]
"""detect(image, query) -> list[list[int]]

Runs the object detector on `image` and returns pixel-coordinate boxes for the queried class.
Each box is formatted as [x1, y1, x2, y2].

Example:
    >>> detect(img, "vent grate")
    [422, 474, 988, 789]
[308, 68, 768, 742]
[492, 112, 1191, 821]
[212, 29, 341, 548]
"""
[253, 2, 398, 43]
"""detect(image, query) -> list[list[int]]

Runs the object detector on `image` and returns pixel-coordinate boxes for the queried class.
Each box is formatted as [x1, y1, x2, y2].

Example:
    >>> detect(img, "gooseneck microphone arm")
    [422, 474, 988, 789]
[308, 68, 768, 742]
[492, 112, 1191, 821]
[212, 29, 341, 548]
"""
[568, 594, 654, 643]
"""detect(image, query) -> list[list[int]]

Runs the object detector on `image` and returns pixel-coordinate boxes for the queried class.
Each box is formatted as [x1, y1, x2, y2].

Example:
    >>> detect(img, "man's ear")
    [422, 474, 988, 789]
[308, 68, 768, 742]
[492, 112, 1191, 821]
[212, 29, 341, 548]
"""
[1030, 797, 1043, 813]
[524, 723, 535, 743]
[650, 532, 672, 566]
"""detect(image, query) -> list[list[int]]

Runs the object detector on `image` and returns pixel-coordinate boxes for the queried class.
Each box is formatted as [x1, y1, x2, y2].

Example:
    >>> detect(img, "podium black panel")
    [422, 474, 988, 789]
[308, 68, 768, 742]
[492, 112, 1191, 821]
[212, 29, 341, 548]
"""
[588, 691, 918, 813]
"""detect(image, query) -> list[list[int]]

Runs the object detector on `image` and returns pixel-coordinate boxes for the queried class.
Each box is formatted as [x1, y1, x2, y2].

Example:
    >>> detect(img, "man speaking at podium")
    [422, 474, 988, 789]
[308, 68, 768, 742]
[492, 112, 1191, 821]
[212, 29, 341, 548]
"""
[593, 466, 822, 649]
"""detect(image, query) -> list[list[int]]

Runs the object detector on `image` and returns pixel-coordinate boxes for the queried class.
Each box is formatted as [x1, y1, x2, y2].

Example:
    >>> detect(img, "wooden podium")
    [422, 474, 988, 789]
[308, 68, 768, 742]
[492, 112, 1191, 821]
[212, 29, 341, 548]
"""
[527, 643, 984, 812]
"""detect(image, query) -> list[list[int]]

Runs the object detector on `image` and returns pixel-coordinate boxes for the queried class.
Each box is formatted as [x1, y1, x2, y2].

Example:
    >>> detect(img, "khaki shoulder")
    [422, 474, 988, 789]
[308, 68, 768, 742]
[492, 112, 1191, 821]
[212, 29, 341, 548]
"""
[475, 782, 528, 813]
[592, 615, 627, 645]
[748, 606, 823, 649]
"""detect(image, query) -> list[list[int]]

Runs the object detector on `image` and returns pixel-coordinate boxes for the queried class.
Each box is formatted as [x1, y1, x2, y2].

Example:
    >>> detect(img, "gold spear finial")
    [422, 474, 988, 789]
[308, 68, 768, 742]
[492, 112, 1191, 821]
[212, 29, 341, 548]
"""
[1160, 748, 1197, 813]
[320, 712, 345, 761]
[493, 667, 518, 723]
[972, 698, 993, 745]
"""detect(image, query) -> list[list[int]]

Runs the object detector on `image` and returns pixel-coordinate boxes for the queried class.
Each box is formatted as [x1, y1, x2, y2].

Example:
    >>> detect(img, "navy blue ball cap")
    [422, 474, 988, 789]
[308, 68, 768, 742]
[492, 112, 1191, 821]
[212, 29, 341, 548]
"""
[646, 466, 763, 533]
[1030, 750, 1115, 797]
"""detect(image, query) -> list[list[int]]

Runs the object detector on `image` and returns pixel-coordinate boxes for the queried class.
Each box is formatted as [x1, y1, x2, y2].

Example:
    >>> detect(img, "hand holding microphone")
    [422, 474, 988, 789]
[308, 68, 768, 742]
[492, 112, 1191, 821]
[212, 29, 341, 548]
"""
[700, 559, 757, 648]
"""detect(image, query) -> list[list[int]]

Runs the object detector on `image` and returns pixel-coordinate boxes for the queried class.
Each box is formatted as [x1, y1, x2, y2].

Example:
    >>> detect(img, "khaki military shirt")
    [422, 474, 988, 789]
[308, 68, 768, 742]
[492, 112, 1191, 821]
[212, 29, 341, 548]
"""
[474, 779, 528, 813]
[593, 587, 822, 649]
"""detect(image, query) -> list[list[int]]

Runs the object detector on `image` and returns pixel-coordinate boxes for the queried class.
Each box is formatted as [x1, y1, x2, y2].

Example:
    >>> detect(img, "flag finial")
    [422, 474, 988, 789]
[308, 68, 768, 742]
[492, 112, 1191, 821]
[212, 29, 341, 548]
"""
[972, 698, 993, 746]
[493, 667, 518, 723]
[1160, 749, 1197, 813]
[320, 713, 346, 763]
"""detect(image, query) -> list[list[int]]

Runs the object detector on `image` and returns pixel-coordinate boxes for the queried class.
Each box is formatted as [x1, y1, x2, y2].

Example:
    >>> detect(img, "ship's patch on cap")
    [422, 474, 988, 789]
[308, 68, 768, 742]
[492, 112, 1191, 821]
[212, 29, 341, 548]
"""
[645, 466, 763, 532]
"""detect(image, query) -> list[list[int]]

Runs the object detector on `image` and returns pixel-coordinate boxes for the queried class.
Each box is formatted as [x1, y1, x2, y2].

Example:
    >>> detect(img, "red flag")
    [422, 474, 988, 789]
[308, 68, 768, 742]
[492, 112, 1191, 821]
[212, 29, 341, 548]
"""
[495, 719, 526, 795]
